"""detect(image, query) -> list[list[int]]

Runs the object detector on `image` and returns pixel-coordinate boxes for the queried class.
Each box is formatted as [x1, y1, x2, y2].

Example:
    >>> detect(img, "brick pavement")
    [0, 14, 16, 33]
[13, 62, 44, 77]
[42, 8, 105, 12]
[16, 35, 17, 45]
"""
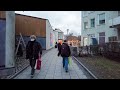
[14, 48, 87, 79]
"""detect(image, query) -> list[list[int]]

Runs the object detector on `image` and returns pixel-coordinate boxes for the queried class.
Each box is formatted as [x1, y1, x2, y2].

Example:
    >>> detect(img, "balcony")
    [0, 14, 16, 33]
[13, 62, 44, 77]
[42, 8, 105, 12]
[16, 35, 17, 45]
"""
[109, 16, 120, 28]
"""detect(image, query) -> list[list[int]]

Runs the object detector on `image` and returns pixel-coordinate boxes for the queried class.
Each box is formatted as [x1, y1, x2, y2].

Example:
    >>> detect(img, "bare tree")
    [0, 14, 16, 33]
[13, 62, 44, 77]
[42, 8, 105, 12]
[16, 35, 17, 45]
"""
[78, 35, 81, 41]
[69, 32, 73, 36]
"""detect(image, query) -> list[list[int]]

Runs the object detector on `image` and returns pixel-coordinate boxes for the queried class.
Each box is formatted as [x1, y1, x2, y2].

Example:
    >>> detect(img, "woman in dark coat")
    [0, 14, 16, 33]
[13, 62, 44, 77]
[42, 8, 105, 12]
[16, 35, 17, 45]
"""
[55, 42, 57, 48]
[57, 42, 62, 56]
[26, 35, 42, 76]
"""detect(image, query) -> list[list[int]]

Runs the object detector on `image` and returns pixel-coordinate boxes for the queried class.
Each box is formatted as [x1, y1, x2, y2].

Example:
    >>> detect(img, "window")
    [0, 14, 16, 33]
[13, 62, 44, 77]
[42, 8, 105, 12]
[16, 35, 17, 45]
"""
[118, 11, 120, 16]
[99, 32, 105, 46]
[90, 11, 95, 13]
[83, 11, 87, 17]
[109, 36, 117, 42]
[91, 18, 95, 27]
[88, 11, 95, 14]
[99, 13, 105, 25]
[84, 22, 88, 29]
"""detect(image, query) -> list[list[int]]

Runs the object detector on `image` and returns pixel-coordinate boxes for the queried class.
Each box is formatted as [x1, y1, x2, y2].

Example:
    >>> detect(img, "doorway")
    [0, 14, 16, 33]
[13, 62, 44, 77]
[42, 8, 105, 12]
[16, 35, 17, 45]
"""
[99, 32, 105, 46]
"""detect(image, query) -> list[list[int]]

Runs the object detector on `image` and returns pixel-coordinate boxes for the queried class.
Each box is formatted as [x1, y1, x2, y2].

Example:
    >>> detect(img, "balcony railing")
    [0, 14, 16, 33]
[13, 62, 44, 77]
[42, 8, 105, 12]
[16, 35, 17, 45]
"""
[109, 16, 120, 28]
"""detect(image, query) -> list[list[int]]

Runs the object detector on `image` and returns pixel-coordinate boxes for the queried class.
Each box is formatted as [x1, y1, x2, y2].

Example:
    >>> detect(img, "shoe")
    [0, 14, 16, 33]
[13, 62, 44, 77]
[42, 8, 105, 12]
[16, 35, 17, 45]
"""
[66, 70, 68, 73]
[31, 74, 34, 78]
[31, 68, 35, 75]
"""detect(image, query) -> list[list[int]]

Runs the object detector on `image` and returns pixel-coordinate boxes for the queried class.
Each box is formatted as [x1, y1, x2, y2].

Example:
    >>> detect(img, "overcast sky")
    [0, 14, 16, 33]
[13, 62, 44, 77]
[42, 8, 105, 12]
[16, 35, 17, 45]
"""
[15, 11, 81, 36]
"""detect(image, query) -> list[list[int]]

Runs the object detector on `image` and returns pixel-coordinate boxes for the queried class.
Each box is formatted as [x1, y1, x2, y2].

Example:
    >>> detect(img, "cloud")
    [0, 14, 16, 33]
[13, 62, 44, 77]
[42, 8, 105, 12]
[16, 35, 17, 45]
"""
[15, 11, 81, 35]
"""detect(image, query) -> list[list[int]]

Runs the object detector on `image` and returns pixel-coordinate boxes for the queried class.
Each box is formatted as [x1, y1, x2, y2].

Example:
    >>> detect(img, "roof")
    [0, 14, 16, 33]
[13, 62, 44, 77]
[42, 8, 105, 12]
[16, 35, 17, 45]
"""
[67, 36, 79, 41]
[15, 13, 54, 30]
[15, 13, 48, 20]
[54, 28, 64, 33]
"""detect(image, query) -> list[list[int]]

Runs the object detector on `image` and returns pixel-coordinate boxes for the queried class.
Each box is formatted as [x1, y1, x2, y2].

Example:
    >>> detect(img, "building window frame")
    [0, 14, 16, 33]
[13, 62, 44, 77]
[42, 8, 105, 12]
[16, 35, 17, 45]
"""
[90, 18, 95, 28]
[109, 36, 118, 42]
[84, 22, 88, 29]
[88, 11, 95, 14]
[98, 13, 105, 25]
[83, 11, 88, 17]
[118, 11, 120, 16]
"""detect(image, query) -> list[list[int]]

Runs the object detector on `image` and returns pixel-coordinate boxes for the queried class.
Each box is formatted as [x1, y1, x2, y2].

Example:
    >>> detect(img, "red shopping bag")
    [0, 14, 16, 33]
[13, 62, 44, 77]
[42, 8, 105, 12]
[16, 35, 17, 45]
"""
[35, 54, 41, 70]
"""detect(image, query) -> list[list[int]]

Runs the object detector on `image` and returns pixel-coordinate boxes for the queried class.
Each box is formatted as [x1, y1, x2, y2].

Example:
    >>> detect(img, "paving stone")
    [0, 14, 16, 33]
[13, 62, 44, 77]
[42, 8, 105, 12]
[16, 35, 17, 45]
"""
[54, 73, 62, 77]
[70, 73, 78, 76]
[54, 76, 62, 79]
[15, 74, 29, 79]
[70, 76, 79, 79]
[54, 71, 61, 74]
[76, 70, 84, 75]
[45, 75, 54, 79]
[14, 48, 88, 79]
[78, 74, 87, 79]
[62, 75, 70, 79]
[37, 75, 46, 79]
[22, 71, 31, 75]
[38, 72, 47, 76]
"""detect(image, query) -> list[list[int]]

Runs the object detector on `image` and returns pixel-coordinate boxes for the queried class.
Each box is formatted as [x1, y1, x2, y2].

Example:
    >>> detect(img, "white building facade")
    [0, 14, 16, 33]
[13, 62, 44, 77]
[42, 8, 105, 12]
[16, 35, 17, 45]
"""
[54, 28, 64, 43]
[81, 11, 120, 46]
[46, 20, 55, 50]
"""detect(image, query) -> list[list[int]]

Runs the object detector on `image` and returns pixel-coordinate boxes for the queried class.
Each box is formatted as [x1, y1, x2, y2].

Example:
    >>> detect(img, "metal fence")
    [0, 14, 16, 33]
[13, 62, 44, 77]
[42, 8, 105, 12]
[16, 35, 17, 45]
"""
[78, 42, 120, 61]
[14, 35, 29, 73]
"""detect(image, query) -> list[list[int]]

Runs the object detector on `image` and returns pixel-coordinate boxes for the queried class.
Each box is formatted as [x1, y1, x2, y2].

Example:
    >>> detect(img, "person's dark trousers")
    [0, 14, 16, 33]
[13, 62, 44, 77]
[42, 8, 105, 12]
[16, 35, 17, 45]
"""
[29, 58, 36, 75]
[63, 57, 69, 72]
[63, 57, 65, 68]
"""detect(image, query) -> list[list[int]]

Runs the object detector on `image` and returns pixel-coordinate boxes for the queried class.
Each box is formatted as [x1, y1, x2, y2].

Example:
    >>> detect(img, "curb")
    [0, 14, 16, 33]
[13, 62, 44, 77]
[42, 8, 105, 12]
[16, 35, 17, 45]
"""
[72, 56, 98, 79]
[7, 64, 30, 79]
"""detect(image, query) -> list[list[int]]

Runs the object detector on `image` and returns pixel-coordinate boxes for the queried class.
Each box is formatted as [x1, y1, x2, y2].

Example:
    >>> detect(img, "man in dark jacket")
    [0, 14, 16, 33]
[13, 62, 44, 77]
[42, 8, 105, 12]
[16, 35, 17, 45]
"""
[57, 42, 62, 56]
[58, 42, 61, 51]
[26, 35, 42, 76]
[17, 42, 23, 57]
[59, 40, 71, 72]
[55, 42, 57, 48]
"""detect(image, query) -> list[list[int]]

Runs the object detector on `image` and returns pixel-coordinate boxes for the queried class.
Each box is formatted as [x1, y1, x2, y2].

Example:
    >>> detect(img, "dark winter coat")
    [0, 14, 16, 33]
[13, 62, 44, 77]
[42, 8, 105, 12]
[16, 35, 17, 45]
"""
[17, 44, 23, 57]
[26, 40, 42, 59]
[58, 43, 62, 51]
[57, 43, 62, 56]
[60, 42, 71, 57]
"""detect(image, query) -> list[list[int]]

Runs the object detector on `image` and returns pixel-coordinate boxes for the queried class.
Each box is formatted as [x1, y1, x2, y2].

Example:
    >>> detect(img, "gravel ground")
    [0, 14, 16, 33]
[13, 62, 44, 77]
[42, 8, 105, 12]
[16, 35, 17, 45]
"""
[76, 56, 120, 79]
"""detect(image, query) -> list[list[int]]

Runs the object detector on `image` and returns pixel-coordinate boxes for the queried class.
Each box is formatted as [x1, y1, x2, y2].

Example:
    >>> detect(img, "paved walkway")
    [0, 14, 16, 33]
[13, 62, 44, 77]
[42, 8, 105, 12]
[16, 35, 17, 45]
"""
[14, 48, 87, 79]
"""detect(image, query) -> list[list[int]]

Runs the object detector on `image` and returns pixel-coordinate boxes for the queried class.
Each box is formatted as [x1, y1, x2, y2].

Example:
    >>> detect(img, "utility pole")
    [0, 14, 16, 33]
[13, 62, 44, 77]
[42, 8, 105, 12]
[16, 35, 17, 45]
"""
[67, 29, 69, 35]
[66, 29, 69, 40]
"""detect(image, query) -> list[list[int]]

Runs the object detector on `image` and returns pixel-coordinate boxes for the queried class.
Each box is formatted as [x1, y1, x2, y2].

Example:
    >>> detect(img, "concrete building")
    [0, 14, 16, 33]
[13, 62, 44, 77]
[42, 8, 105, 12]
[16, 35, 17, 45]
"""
[81, 11, 120, 46]
[67, 36, 80, 47]
[53, 29, 58, 44]
[15, 14, 55, 50]
[56, 29, 64, 43]
[53, 28, 64, 44]
[0, 12, 64, 77]
[109, 11, 120, 41]
[0, 11, 15, 77]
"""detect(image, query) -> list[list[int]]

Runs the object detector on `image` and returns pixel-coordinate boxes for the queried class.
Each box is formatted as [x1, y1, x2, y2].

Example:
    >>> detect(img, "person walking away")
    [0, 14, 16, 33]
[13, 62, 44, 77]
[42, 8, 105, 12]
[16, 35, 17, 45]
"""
[60, 40, 71, 72]
[17, 42, 23, 57]
[86, 45, 89, 55]
[55, 42, 57, 48]
[58, 42, 61, 51]
[26, 35, 42, 77]
[57, 42, 62, 56]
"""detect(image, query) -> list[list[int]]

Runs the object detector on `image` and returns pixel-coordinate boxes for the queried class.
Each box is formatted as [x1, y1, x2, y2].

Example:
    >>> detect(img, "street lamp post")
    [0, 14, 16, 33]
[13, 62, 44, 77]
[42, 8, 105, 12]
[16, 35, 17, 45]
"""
[66, 29, 69, 40]
[67, 29, 69, 35]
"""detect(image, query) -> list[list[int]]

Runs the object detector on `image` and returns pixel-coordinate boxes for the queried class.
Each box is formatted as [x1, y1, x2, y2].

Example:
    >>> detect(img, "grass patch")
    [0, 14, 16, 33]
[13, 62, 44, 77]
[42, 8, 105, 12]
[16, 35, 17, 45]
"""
[77, 56, 120, 79]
